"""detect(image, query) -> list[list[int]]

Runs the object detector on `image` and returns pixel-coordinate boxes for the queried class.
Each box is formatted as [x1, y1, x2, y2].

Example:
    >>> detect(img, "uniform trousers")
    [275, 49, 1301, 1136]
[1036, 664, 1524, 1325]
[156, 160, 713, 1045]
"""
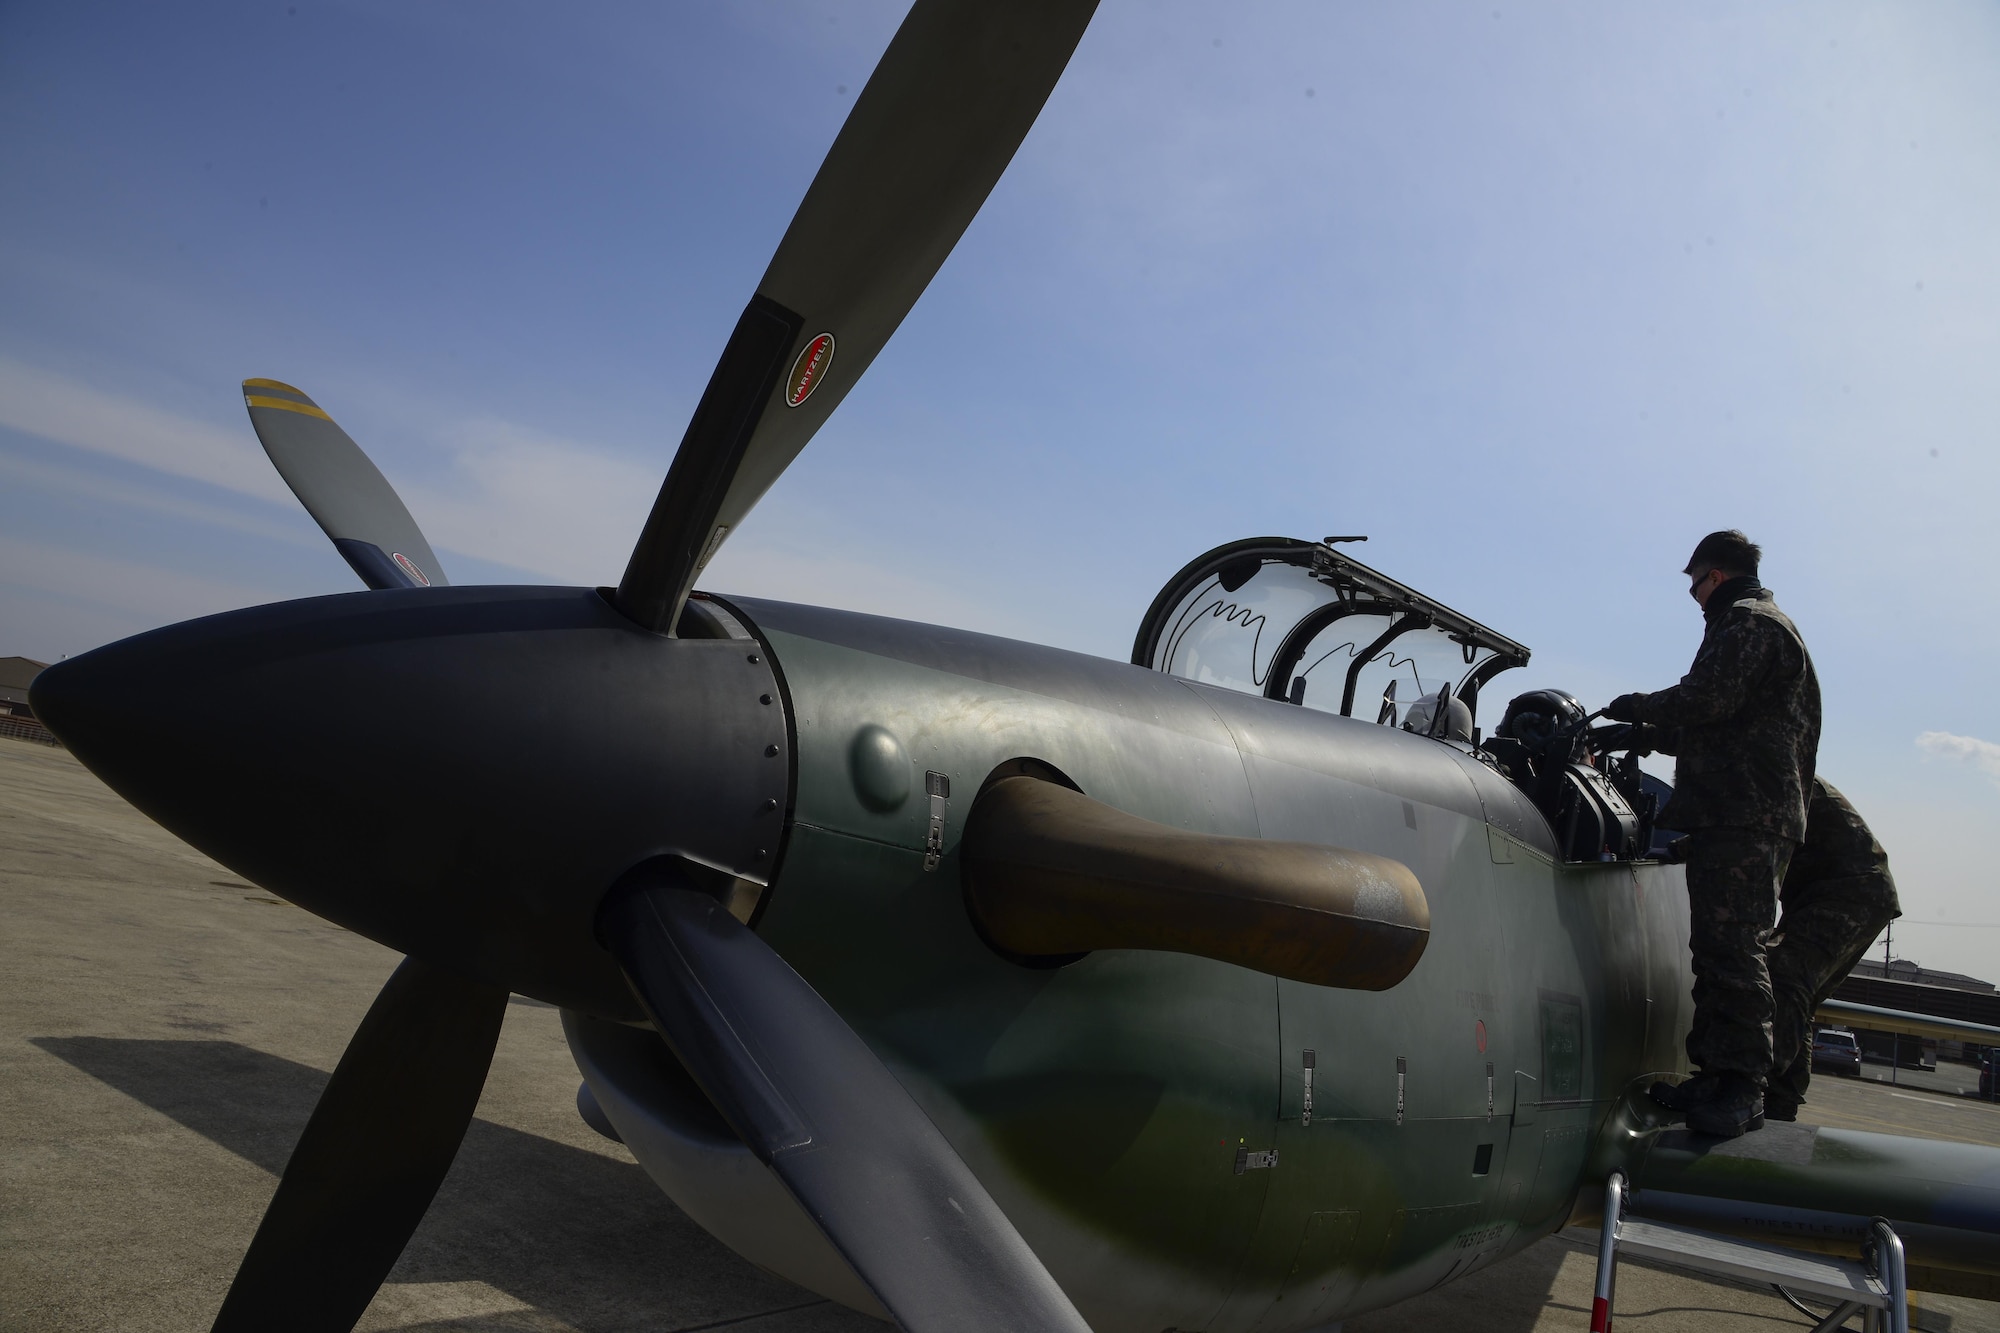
[1766, 883, 1898, 1110]
[1683, 829, 1795, 1086]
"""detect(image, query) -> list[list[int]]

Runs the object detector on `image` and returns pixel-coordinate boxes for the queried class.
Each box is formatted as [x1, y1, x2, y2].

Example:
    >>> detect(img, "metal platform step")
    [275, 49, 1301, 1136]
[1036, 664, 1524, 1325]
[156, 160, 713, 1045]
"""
[1590, 1172, 1907, 1333]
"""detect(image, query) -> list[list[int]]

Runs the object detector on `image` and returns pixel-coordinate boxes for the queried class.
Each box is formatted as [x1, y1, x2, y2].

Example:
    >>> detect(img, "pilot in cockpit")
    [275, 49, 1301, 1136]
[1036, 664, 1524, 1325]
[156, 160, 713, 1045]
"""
[1487, 689, 1588, 788]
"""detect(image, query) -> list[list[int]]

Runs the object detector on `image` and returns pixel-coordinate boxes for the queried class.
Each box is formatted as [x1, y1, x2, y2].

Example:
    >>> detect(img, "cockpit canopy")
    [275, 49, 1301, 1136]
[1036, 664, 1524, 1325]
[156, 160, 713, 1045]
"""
[1132, 537, 1529, 731]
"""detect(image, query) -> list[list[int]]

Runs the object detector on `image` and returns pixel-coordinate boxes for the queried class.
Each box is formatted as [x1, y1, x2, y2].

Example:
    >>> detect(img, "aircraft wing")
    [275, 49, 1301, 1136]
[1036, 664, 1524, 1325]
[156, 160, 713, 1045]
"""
[1612, 1000, 2000, 1301]
[1623, 1120, 2000, 1300]
[1815, 997, 2000, 1046]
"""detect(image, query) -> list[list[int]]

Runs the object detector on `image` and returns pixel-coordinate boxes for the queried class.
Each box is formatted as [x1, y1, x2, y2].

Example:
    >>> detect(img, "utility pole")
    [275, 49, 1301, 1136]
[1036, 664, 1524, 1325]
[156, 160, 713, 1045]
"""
[1882, 923, 1896, 1087]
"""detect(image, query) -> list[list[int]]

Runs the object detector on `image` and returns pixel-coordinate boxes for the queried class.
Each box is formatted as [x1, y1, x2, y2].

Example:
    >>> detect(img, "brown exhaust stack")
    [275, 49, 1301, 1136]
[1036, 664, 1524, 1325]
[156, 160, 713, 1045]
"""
[962, 776, 1429, 990]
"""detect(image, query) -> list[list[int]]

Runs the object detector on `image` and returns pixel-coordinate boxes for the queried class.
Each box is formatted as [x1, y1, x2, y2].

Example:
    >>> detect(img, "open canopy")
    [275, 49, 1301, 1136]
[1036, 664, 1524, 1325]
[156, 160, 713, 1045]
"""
[1132, 537, 1531, 727]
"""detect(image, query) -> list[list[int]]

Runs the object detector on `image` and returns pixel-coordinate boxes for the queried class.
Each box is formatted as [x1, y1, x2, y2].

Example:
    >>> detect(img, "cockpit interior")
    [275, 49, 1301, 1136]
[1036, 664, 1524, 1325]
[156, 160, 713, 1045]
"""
[1133, 536, 1675, 864]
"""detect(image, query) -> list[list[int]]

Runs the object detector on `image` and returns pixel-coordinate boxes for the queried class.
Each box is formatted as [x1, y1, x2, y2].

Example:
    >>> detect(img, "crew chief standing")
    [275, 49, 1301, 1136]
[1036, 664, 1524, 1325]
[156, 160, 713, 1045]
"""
[1605, 530, 1821, 1138]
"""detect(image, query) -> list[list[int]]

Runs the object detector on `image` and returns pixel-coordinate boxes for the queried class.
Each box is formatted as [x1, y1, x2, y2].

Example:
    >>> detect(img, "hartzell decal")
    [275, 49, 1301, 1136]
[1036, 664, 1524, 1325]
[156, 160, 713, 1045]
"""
[391, 552, 431, 587]
[785, 333, 835, 408]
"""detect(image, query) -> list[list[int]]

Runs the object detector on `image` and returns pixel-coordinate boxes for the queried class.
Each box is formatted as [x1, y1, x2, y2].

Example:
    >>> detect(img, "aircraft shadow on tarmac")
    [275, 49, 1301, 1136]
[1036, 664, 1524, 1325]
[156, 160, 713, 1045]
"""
[30, 1043, 1838, 1332]
[37, 1035, 1715, 1333]
[32, 1035, 878, 1332]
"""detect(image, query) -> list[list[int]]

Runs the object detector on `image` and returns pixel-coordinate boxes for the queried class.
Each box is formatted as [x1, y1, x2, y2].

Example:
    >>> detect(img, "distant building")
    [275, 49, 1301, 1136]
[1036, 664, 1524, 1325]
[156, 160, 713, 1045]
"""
[0, 656, 45, 716]
[1832, 957, 2000, 1067]
[0, 657, 57, 745]
[1849, 957, 1995, 995]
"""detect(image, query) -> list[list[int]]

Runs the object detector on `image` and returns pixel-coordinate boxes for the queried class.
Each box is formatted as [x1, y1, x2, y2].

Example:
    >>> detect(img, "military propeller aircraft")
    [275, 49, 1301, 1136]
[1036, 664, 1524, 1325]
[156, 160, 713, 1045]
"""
[29, 2, 2000, 1331]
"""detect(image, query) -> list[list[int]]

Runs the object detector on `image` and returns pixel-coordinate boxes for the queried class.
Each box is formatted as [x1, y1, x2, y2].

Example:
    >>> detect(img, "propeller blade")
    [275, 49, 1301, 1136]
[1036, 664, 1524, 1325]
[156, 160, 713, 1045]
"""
[211, 956, 508, 1333]
[615, 0, 1100, 631]
[603, 880, 1092, 1333]
[242, 378, 449, 590]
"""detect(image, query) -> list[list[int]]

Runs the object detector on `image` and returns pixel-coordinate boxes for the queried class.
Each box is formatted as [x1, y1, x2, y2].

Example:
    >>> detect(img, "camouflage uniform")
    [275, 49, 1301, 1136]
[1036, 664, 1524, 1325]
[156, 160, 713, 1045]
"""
[1629, 580, 1821, 1086]
[1766, 778, 1900, 1113]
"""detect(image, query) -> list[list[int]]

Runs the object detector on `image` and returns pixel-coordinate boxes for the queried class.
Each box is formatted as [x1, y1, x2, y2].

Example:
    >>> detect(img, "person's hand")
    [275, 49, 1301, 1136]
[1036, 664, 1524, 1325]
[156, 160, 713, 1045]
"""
[1603, 692, 1644, 722]
[1592, 723, 1645, 754]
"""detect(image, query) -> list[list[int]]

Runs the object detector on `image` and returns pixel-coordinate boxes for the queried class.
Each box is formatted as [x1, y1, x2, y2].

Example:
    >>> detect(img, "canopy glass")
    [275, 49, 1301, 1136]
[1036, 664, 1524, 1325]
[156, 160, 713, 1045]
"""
[1132, 538, 1530, 727]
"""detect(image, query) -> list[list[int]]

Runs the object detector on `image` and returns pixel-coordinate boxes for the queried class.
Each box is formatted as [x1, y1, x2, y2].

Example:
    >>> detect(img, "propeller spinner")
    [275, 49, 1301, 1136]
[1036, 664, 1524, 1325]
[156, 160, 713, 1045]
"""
[30, 2, 1102, 1330]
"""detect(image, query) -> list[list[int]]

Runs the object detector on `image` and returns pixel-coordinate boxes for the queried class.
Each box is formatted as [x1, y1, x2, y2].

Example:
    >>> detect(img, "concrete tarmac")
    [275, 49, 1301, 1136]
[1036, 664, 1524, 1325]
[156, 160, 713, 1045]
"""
[3, 738, 1995, 1333]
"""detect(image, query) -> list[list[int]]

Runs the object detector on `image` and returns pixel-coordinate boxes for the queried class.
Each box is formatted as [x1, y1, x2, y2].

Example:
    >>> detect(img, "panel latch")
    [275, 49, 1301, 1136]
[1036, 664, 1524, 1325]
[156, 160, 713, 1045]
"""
[923, 771, 951, 872]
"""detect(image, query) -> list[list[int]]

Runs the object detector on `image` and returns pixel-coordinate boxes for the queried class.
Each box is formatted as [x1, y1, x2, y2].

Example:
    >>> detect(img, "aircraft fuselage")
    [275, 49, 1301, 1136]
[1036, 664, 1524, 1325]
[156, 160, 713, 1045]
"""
[604, 594, 1695, 1333]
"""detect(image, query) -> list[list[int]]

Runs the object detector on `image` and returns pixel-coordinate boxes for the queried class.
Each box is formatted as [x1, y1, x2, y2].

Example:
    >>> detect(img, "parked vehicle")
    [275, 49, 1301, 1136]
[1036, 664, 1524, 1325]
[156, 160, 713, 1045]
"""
[1812, 1028, 1863, 1077]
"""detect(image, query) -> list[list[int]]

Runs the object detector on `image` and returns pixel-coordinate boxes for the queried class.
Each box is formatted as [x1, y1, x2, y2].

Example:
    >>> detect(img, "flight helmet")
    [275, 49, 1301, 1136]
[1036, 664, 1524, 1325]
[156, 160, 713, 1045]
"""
[1401, 691, 1473, 744]
[1497, 688, 1586, 756]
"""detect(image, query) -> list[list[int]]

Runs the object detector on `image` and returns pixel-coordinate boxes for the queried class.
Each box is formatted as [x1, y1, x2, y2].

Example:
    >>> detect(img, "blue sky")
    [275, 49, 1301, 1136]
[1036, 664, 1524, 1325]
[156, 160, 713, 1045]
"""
[4, 2, 1997, 976]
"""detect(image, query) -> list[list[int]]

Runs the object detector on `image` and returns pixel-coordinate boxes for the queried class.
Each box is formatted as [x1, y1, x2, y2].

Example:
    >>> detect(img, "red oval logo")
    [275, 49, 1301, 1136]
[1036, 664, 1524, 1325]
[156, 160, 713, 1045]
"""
[391, 552, 432, 587]
[785, 332, 835, 408]
[1475, 1019, 1488, 1053]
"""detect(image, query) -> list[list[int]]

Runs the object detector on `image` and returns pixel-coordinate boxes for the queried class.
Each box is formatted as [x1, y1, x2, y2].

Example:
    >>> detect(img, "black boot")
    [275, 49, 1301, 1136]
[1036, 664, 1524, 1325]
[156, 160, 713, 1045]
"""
[1649, 1073, 1723, 1115]
[1687, 1074, 1765, 1138]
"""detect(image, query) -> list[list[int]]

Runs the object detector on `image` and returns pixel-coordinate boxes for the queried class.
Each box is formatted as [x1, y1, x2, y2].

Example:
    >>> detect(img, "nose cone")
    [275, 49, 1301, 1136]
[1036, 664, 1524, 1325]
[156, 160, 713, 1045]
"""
[32, 586, 790, 1017]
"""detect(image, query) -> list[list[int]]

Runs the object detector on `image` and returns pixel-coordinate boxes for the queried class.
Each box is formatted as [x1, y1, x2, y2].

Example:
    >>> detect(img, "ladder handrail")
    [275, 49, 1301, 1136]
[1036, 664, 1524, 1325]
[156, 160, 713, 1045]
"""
[1592, 1173, 1625, 1333]
[1870, 1218, 1908, 1333]
[1591, 1170, 1908, 1333]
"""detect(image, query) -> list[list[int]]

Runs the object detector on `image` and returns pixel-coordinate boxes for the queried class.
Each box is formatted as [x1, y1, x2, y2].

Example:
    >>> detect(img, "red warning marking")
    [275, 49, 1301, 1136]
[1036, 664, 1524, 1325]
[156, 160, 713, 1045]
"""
[785, 332, 835, 407]
[391, 552, 431, 587]
[1475, 1019, 1488, 1053]
[1591, 1295, 1611, 1332]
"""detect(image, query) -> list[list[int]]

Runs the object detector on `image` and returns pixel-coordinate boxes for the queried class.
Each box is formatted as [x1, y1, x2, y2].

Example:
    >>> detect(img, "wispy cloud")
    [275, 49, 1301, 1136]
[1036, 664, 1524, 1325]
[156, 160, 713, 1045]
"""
[0, 355, 662, 586]
[404, 417, 658, 586]
[0, 533, 276, 623]
[0, 450, 318, 549]
[0, 356, 292, 506]
[1916, 731, 2000, 787]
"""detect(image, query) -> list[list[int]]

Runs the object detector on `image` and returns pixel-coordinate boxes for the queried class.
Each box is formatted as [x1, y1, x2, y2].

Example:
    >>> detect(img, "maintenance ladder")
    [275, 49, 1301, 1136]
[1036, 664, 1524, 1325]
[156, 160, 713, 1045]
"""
[1590, 1173, 1908, 1333]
